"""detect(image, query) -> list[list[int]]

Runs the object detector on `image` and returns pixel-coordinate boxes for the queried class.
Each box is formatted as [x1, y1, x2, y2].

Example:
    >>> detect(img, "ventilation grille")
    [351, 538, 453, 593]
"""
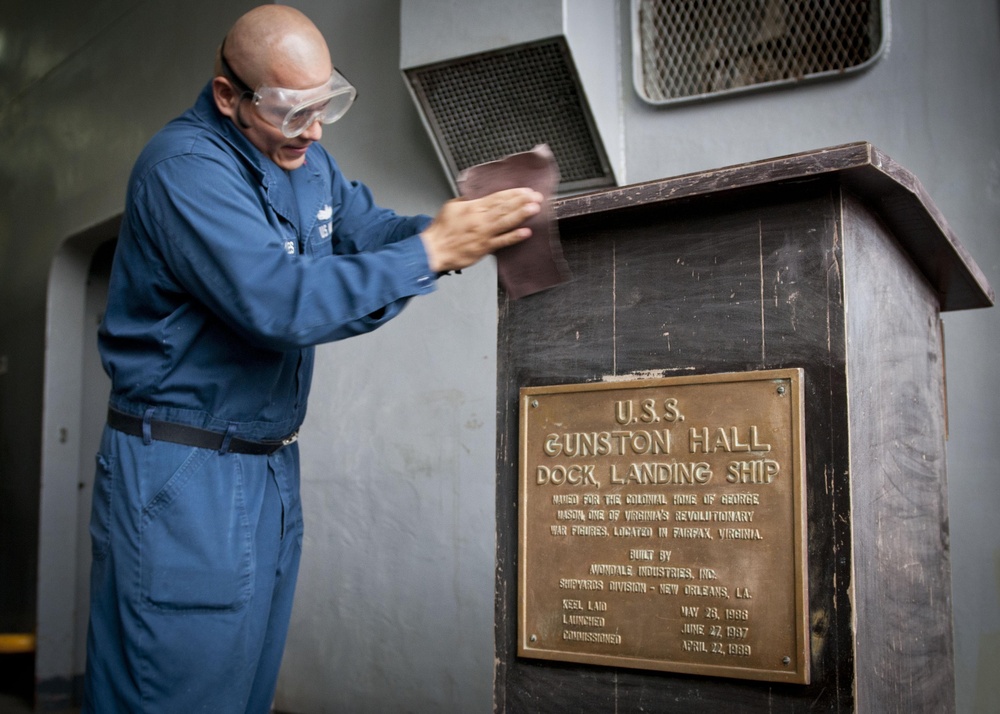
[636, 0, 884, 104]
[406, 38, 613, 192]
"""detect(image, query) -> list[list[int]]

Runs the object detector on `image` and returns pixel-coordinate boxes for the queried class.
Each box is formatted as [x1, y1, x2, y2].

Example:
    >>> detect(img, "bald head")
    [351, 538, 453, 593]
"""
[218, 5, 332, 90]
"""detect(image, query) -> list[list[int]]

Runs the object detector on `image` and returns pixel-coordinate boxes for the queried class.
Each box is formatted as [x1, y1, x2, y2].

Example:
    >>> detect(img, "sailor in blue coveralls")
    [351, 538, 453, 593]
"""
[82, 5, 542, 712]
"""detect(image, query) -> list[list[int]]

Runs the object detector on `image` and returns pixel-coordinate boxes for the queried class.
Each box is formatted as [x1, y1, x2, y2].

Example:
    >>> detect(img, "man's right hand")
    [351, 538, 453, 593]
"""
[419, 188, 543, 274]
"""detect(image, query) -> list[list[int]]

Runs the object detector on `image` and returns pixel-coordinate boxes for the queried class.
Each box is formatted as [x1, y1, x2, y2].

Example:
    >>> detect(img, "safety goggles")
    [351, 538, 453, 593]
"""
[221, 49, 357, 137]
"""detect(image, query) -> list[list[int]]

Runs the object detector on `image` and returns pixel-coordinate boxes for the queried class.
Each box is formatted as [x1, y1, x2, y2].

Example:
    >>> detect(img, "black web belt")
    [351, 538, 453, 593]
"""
[107, 408, 298, 455]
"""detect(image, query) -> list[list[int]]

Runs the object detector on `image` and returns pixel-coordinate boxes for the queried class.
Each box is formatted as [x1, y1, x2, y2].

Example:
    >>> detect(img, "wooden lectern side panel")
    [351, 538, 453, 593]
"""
[842, 192, 955, 711]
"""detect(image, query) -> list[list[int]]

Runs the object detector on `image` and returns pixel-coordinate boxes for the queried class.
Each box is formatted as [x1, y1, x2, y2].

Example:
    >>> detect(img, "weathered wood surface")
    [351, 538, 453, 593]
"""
[842, 193, 955, 711]
[496, 145, 981, 712]
[497, 184, 854, 712]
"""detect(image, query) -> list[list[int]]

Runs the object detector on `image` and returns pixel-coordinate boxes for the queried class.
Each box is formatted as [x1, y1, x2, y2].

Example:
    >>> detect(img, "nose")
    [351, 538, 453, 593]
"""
[300, 117, 323, 142]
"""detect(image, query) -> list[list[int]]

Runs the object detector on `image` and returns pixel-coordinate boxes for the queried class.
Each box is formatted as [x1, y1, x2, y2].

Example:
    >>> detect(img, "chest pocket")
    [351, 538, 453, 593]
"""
[308, 203, 335, 256]
[287, 157, 337, 258]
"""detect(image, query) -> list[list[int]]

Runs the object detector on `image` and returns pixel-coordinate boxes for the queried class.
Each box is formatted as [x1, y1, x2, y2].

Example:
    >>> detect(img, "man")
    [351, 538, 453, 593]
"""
[83, 5, 541, 712]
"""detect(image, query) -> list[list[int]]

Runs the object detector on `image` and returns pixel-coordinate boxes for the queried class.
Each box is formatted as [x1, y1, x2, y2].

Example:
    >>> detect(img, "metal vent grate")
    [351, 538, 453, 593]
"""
[635, 0, 884, 104]
[406, 38, 613, 192]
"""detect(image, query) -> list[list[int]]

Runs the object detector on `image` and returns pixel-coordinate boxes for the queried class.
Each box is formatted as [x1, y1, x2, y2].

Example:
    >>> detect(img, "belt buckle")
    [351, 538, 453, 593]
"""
[281, 432, 299, 446]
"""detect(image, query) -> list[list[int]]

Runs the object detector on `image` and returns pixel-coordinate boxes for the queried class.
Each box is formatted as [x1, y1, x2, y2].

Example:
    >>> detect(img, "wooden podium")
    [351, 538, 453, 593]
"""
[494, 143, 993, 712]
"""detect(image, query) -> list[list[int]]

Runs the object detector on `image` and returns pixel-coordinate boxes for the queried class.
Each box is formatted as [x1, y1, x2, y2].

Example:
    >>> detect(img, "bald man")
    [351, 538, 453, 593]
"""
[83, 5, 540, 712]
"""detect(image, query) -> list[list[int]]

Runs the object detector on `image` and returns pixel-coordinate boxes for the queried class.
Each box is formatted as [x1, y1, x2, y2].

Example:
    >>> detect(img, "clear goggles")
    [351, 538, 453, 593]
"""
[222, 50, 357, 137]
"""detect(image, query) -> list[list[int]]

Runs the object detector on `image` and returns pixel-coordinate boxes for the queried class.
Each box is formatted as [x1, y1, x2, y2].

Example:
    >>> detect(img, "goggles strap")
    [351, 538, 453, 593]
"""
[219, 37, 255, 98]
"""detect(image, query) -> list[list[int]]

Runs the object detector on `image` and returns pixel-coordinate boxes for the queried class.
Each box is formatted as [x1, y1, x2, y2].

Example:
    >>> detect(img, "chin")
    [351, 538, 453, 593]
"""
[275, 155, 307, 171]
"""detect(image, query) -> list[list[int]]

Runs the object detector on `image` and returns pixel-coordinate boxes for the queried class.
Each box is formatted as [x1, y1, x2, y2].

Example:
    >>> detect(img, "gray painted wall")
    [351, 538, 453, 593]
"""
[1, 1, 997, 712]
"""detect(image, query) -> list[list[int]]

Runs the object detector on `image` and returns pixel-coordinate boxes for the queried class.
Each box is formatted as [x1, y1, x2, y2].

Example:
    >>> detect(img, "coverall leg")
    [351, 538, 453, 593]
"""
[82, 426, 303, 713]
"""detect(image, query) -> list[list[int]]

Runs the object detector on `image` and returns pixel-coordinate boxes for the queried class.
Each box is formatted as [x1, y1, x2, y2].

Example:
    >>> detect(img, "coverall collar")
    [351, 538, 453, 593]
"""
[190, 82, 323, 234]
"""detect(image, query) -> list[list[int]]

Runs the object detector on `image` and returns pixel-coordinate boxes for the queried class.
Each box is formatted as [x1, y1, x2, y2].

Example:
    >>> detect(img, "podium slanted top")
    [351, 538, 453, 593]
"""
[554, 142, 994, 312]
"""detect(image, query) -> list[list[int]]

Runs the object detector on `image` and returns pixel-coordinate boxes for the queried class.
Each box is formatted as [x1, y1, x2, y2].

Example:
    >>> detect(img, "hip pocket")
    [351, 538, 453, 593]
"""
[140, 446, 253, 611]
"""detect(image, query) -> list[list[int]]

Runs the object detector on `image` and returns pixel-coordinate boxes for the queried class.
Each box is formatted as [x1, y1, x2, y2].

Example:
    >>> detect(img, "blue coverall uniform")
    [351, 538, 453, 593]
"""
[83, 82, 436, 712]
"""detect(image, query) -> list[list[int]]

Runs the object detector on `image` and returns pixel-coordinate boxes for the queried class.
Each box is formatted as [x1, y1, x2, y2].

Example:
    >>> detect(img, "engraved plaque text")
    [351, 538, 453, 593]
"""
[518, 369, 809, 683]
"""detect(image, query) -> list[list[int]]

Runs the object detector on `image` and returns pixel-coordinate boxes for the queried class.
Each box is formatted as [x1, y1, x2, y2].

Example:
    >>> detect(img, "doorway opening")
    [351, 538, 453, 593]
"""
[35, 217, 118, 709]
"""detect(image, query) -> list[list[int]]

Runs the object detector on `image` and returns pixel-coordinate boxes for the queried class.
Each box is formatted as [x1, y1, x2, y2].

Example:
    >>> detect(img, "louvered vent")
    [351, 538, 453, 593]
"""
[406, 38, 614, 193]
[635, 0, 885, 104]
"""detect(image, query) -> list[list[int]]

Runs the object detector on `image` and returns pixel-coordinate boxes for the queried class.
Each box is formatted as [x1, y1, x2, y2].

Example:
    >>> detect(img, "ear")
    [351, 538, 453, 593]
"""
[212, 77, 240, 120]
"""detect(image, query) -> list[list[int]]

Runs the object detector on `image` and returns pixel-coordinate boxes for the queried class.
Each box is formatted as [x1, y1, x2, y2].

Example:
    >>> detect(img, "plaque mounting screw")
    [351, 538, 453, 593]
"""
[777, 386, 786, 396]
[782, 656, 791, 665]
[530, 635, 538, 643]
[531, 400, 539, 408]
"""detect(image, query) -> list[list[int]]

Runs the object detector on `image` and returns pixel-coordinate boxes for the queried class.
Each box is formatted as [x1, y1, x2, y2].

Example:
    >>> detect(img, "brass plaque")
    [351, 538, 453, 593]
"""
[518, 368, 809, 684]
